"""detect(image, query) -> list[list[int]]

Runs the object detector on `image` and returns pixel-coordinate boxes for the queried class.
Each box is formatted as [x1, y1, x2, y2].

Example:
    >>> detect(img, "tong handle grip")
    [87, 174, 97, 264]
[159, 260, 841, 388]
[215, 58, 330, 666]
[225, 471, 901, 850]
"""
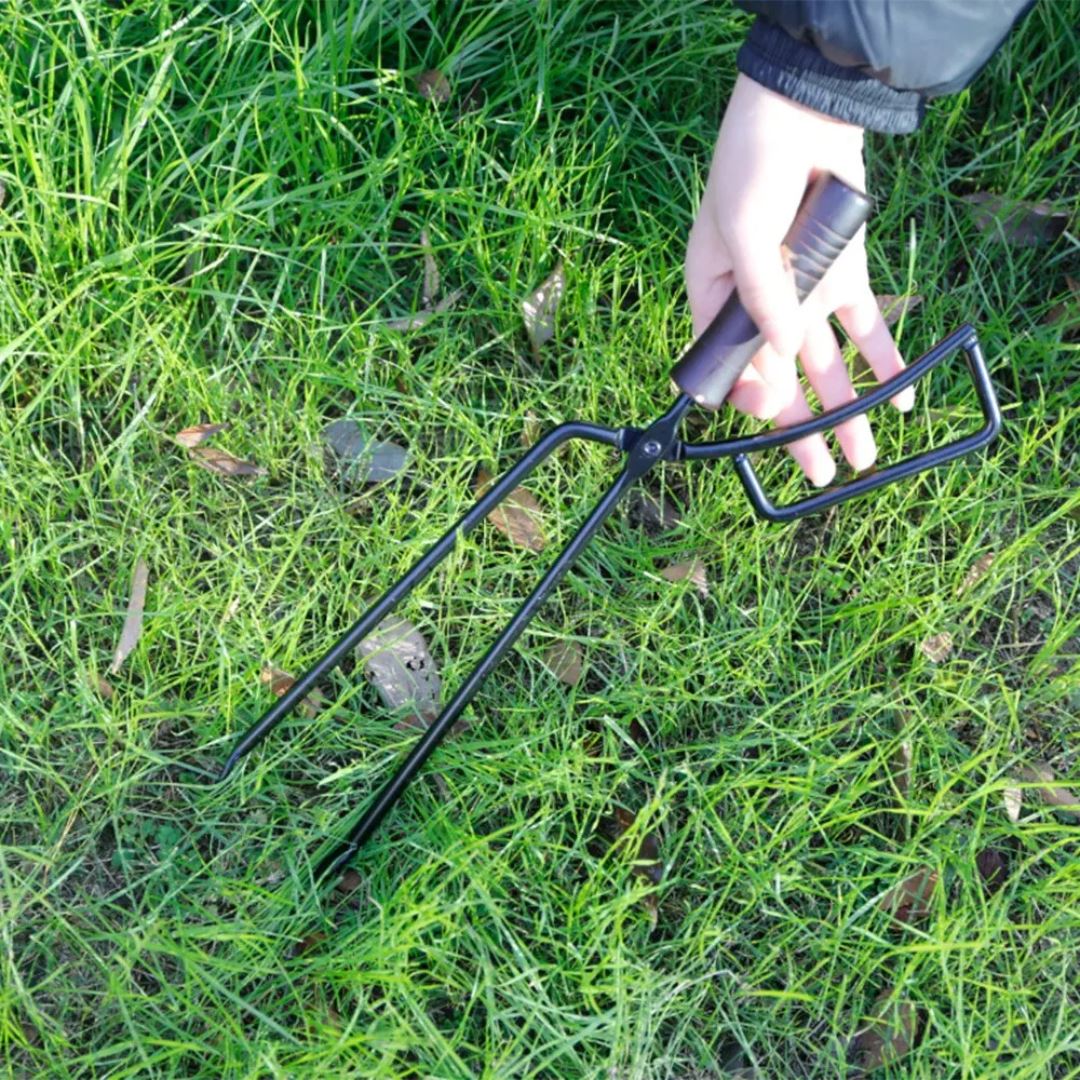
[670, 173, 872, 409]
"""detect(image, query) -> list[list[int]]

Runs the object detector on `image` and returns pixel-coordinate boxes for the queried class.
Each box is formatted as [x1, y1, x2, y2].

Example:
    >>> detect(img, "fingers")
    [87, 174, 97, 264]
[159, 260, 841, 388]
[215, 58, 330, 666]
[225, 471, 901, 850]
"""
[798, 315, 877, 472]
[835, 291, 915, 411]
[770, 380, 837, 488]
[727, 229, 804, 362]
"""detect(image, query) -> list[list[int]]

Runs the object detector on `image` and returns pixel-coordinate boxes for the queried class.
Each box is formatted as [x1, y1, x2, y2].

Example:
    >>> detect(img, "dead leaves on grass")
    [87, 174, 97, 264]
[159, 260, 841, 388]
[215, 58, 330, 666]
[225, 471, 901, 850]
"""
[918, 631, 953, 664]
[174, 422, 230, 448]
[188, 445, 266, 478]
[660, 558, 709, 597]
[173, 422, 266, 477]
[357, 617, 444, 732]
[879, 866, 937, 925]
[475, 469, 546, 552]
[522, 262, 565, 359]
[259, 664, 325, 719]
[109, 557, 149, 674]
[323, 419, 410, 484]
[604, 806, 664, 928]
[962, 192, 1070, 247]
[543, 641, 583, 686]
[848, 989, 920, 1075]
[1017, 762, 1080, 820]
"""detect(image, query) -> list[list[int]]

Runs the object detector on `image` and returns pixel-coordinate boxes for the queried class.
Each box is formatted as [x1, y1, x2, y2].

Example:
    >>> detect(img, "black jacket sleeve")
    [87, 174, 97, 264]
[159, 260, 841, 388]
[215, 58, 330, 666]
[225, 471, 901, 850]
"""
[734, 0, 1035, 133]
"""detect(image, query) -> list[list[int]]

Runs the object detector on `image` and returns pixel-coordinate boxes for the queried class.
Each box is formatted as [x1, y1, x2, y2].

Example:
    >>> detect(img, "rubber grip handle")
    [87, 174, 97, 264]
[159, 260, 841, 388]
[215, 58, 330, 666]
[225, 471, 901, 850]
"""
[670, 173, 872, 409]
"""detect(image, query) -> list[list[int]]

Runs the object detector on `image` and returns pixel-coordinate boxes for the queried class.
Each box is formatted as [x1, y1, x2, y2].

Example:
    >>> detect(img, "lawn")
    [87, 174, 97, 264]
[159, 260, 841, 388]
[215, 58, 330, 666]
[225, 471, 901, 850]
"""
[1, 2, 1078, 1077]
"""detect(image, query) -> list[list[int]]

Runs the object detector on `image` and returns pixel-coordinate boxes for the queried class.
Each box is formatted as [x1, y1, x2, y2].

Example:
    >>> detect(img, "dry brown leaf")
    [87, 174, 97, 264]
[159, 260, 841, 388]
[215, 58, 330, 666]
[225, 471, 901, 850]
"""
[357, 617, 443, 731]
[661, 558, 708, 597]
[259, 664, 325, 719]
[1019, 762, 1080, 820]
[956, 553, 995, 597]
[93, 675, 115, 700]
[630, 491, 682, 532]
[544, 641, 583, 686]
[293, 931, 327, 957]
[109, 558, 149, 674]
[420, 228, 440, 306]
[963, 192, 1070, 247]
[875, 294, 924, 329]
[976, 848, 1008, 894]
[918, 631, 953, 663]
[174, 422, 230, 448]
[337, 869, 363, 893]
[880, 866, 937, 924]
[522, 262, 565, 357]
[607, 806, 664, 927]
[188, 445, 266, 478]
[1003, 785, 1022, 823]
[475, 469, 545, 552]
[849, 989, 919, 1073]
[383, 287, 463, 331]
[416, 69, 451, 103]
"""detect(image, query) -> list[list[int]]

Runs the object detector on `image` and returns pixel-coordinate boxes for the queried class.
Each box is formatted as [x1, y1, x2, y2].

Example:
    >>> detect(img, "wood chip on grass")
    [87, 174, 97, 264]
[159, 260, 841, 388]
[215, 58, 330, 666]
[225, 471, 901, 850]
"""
[109, 557, 149, 674]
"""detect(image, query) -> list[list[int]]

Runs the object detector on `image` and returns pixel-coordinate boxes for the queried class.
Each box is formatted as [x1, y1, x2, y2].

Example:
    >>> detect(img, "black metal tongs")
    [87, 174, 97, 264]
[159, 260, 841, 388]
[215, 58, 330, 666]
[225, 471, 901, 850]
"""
[212, 175, 1001, 881]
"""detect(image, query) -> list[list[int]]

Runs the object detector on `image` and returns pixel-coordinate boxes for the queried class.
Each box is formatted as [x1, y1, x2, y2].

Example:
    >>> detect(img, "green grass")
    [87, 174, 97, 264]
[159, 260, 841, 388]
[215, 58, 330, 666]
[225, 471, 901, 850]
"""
[1, 2, 1078, 1076]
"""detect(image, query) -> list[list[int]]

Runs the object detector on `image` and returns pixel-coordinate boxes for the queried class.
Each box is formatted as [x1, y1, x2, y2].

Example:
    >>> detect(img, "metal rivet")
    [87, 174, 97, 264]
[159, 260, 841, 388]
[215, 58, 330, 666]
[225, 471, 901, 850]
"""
[642, 440, 662, 457]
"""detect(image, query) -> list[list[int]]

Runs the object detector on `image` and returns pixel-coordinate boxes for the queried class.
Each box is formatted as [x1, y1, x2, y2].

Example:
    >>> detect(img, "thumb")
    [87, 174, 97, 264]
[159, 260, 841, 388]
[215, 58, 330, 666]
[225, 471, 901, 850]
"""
[728, 234, 803, 361]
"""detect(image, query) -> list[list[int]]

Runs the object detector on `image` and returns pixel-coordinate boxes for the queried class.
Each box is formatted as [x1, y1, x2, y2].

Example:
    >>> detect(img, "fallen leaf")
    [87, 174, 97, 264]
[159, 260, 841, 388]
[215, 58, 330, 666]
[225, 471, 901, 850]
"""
[383, 287, 463, 331]
[918, 631, 953, 663]
[962, 192, 1070, 248]
[323, 419, 410, 484]
[1003, 785, 1022, 823]
[109, 558, 150, 674]
[661, 558, 708, 597]
[1044, 276, 1080, 339]
[627, 718, 649, 746]
[976, 848, 1008, 894]
[522, 263, 565, 358]
[848, 988, 919, 1073]
[188, 445, 265, 478]
[1019, 762, 1080, 820]
[420, 228, 440, 306]
[357, 617, 443, 731]
[544, 641, 583, 686]
[293, 931, 327, 957]
[475, 469, 545, 552]
[93, 675, 115, 699]
[880, 866, 937, 924]
[606, 806, 664, 927]
[630, 491, 682, 532]
[416, 69, 451, 103]
[875, 294, 924, 329]
[259, 664, 325, 719]
[956, 553, 995, 597]
[338, 869, 362, 893]
[174, 422, 230, 448]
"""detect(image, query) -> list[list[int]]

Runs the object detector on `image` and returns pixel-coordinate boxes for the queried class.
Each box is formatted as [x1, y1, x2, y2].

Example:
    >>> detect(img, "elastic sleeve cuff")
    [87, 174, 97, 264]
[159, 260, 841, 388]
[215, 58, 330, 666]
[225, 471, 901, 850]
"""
[737, 20, 924, 135]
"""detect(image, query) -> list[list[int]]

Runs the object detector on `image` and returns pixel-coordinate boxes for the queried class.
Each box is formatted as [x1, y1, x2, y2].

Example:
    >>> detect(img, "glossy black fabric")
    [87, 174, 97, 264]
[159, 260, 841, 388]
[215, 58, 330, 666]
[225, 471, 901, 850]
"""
[734, 0, 1034, 132]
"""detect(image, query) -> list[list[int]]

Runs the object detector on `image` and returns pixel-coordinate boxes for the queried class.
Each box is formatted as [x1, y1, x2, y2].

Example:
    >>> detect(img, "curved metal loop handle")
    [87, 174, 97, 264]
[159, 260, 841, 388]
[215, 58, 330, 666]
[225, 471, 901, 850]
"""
[722, 324, 1002, 523]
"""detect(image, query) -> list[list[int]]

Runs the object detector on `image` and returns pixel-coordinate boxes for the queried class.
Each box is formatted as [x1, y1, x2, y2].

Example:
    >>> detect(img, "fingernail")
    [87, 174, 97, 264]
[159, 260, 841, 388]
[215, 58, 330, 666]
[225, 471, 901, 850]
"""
[892, 386, 916, 412]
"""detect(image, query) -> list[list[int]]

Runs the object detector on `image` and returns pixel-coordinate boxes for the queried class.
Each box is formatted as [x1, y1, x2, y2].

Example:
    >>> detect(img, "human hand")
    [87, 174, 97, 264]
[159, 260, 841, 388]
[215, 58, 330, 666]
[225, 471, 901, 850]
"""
[685, 74, 914, 487]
